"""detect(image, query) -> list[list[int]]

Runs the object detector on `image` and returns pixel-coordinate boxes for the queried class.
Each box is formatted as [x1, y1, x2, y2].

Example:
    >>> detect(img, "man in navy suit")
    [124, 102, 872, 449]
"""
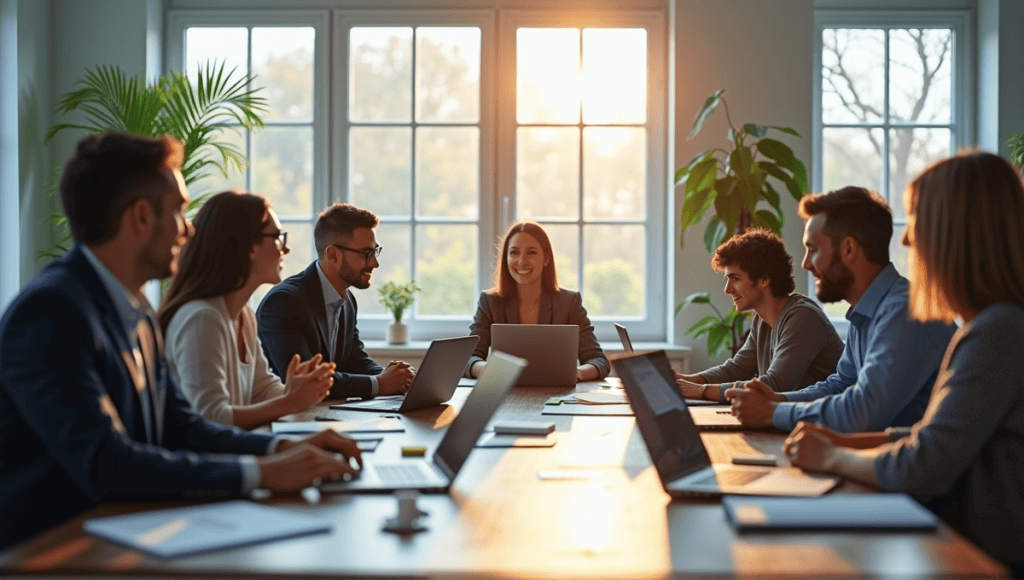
[257, 203, 414, 399]
[0, 133, 361, 550]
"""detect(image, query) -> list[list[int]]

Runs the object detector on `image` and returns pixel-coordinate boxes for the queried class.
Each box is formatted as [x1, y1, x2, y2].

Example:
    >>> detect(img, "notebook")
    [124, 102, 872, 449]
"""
[320, 351, 526, 493]
[491, 324, 578, 386]
[329, 335, 479, 413]
[83, 500, 331, 558]
[722, 494, 938, 531]
[612, 350, 838, 498]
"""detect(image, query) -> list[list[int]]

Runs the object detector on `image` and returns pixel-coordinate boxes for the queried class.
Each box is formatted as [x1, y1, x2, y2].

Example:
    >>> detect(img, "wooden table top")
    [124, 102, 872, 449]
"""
[0, 382, 1008, 579]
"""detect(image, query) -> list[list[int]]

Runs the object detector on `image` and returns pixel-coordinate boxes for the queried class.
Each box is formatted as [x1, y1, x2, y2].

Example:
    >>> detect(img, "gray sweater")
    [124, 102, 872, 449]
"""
[875, 303, 1024, 571]
[699, 294, 844, 402]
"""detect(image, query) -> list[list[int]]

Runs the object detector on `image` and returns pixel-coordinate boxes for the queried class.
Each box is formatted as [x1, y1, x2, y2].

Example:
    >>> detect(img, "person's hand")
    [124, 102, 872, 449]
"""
[283, 354, 334, 412]
[377, 360, 415, 395]
[278, 429, 363, 467]
[258, 438, 360, 493]
[676, 378, 706, 400]
[726, 378, 782, 428]
[783, 421, 840, 473]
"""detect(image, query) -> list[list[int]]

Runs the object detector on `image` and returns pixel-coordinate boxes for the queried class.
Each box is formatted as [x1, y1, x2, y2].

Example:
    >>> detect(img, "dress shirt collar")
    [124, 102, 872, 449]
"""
[316, 260, 348, 307]
[846, 262, 901, 325]
[80, 245, 151, 336]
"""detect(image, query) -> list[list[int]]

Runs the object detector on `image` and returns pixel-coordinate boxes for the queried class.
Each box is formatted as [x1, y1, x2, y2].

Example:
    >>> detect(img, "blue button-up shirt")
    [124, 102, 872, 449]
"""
[773, 263, 957, 433]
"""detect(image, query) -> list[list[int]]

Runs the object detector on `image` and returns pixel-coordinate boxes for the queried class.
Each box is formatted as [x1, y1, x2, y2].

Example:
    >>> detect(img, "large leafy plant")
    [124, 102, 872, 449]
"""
[1009, 132, 1024, 172]
[674, 90, 809, 357]
[40, 62, 267, 261]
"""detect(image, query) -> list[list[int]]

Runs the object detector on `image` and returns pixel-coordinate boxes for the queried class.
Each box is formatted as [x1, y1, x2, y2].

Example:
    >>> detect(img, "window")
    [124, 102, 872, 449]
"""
[168, 8, 666, 340]
[813, 10, 971, 318]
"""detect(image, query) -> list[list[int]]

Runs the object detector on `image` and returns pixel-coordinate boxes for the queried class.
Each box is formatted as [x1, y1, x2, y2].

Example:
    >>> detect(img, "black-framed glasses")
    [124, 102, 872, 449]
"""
[331, 243, 383, 261]
[259, 231, 288, 250]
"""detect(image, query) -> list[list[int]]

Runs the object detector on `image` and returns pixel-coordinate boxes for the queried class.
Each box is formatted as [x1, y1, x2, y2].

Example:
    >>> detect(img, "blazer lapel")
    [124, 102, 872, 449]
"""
[539, 293, 554, 324]
[503, 297, 519, 324]
[301, 263, 331, 356]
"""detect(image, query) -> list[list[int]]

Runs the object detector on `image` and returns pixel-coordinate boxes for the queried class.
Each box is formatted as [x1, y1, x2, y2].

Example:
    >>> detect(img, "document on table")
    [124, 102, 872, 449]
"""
[722, 494, 939, 531]
[272, 417, 404, 434]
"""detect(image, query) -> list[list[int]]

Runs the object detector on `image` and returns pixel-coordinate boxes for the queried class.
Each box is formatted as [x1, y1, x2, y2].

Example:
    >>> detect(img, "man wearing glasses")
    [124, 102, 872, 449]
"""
[257, 203, 415, 398]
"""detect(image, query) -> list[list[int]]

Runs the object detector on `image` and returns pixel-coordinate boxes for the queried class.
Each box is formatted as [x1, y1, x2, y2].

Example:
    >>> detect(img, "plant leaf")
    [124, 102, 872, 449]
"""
[756, 138, 796, 169]
[769, 125, 801, 137]
[752, 209, 783, 235]
[759, 161, 803, 201]
[689, 89, 724, 139]
[679, 185, 716, 229]
[703, 215, 728, 253]
[686, 314, 722, 336]
[707, 326, 730, 357]
[742, 123, 767, 138]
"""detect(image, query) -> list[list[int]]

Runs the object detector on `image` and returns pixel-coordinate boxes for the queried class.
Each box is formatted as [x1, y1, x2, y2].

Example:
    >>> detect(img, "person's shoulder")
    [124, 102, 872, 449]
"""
[169, 298, 225, 327]
[553, 288, 582, 304]
[259, 265, 316, 309]
[970, 303, 1024, 338]
[0, 258, 94, 336]
[782, 294, 832, 321]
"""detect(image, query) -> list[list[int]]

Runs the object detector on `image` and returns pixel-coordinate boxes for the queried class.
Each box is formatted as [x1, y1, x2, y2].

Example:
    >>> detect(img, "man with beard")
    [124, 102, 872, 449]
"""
[0, 134, 361, 549]
[726, 186, 956, 432]
[257, 203, 414, 398]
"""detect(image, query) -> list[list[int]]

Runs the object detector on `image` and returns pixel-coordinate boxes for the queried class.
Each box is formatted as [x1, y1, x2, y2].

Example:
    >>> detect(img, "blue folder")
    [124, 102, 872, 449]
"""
[722, 494, 938, 531]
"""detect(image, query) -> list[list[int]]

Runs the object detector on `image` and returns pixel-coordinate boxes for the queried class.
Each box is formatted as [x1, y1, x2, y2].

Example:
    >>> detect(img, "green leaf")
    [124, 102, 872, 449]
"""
[752, 209, 783, 235]
[683, 292, 712, 304]
[763, 181, 781, 211]
[679, 186, 716, 230]
[768, 125, 801, 137]
[742, 123, 768, 138]
[707, 326, 730, 357]
[703, 215, 728, 253]
[686, 314, 722, 337]
[760, 161, 803, 201]
[790, 158, 809, 193]
[689, 89, 724, 139]
[756, 138, 796, 169]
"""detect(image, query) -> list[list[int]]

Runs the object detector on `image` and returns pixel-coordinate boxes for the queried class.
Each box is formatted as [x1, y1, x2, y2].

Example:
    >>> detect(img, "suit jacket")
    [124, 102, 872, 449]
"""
[466, 289, 610, 379]
[0, 245, 273, 550]
[256, 262, 382, 399]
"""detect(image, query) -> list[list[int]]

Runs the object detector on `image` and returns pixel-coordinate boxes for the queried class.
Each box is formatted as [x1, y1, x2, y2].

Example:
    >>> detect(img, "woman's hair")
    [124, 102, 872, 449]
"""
[158, 190, 271, 332]
[490, 221, 560, 300]
[905, 151, 1024, 322]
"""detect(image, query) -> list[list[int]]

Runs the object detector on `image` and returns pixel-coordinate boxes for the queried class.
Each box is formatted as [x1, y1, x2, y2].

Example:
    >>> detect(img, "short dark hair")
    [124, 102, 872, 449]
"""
[59, 132, 184, 244]
[712, 229, 795, 297]
[798, 186, 893, 265]
[314, 203, 379, 258]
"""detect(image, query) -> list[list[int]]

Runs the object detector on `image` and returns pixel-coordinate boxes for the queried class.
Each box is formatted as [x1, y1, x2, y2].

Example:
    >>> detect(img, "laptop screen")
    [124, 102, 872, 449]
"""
[614, 323, 634, 354]
[612, 351, 713, 484]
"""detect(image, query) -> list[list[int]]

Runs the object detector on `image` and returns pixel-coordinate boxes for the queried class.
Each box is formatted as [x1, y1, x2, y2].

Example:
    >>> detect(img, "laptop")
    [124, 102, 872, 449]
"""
[329, 336, 479, 413]
[320, 351, 526, 493]
[491, 324, 578, 386]
[614, 323, 635, 353]
[611, 350, 838, 498]
[614, 323, 718, 408]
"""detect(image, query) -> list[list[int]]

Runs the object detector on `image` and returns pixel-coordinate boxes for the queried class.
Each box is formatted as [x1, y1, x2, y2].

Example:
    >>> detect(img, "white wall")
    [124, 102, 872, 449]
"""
[978, 0, 1024, 155]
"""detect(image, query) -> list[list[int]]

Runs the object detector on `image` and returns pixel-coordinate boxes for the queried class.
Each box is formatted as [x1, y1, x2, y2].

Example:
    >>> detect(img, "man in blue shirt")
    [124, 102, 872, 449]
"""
[727, 186, 956, 432]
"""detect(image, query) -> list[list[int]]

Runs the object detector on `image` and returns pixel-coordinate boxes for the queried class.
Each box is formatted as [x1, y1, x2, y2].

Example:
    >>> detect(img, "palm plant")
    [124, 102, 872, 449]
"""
[1008, 132, 1024, 173]
[40, 61, 267, 261]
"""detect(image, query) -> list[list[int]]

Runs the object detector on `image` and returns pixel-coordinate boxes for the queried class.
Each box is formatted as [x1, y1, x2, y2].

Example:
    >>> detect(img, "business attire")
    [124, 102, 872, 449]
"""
[875, 302, 1024, 574]
[164, 297, 287, 427]
[0, 246, 274, 550]
[699, 293, 844, 402]
[771, 264, 957, 433]
[466, 289, 610, 379]
[257, 261, 383, 399]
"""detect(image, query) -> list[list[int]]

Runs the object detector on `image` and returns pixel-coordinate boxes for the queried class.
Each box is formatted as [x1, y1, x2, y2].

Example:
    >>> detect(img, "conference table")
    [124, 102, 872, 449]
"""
[0, 380, 1008, 579]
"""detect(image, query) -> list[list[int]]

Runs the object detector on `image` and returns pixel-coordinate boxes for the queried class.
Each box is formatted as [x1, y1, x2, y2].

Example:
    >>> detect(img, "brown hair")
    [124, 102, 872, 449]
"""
[712, 229, 795, 297]
[158, 190, 270, 332]
[905, 151, 1024, 322]
[314, 203, 379, 259]
[490, 221, 560, 300]
[798, 186, 893, 265]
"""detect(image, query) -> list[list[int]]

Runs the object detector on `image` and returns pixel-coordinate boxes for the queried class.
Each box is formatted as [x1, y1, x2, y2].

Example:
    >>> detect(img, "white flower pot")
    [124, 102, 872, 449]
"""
[386, 321, 408, 345]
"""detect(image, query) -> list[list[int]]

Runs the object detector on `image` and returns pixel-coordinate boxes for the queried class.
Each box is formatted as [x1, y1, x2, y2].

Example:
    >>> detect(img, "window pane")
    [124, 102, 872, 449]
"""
[416, 27, 480, 123]
[416, 224, 478, 316]
[582, 28, 646, 124]
[253, 127, 312, 218]
[822, 127, 883, 194]
[416, 127, 479, 219]
[890, 225, 911, 278]
[583, 127, 645, 219]
[517, 28, 580, 124]
[189, 126, 246, 199]
[350, 127, 411, 217]
[584, 225, 644, 317]
[350, 27, 412, 122]
[351, 224, 412, 318]
[252, 27, 314, 121]
[888, 128, 951, 220]
[889, 29, 952, 124]
[516, 127, 579, 220]
[186, 27, 248, 79]
[252, 222, 313, 308]
[822, 29, 884, 124]
[544, 224, 579, 292]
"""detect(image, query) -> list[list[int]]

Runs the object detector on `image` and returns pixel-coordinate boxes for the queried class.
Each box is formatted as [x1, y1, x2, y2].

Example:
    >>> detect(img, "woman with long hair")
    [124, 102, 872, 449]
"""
[465, 221, 609, 381]
[159, 190, 334, 429]
[782, 152, 1024, 574]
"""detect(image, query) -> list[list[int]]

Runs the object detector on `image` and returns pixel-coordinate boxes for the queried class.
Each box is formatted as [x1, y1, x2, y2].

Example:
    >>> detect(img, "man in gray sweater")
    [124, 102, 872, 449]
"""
[677, 230, 844, 403]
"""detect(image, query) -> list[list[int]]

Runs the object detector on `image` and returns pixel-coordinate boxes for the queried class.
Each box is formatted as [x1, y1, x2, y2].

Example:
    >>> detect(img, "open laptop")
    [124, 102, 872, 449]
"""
[614, 323, 635, 353]
[321, 351, 526, 494]
[329, 336, 479, 413]
[612, 350, 838, 498]
[614, 323, 718, 408]
[491, 324, 578, 386]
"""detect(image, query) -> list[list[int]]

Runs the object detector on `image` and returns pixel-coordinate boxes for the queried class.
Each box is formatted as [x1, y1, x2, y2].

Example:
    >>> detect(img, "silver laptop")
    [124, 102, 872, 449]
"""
[614, 323, 634, 353]
[321, 351, 526, 494]
[614, 323, 718, 408]
[329, 336, 479, 413]
[612, 350, 838, 498]
[490, 324, 578, 386]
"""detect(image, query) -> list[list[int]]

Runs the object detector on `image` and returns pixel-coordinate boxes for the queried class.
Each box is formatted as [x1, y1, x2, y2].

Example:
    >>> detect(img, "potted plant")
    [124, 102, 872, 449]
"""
[674, 89, 808, 357]
[40, 61, 267, 261]
[378, 280, 421, 344]
[1008, 132, 1024, 172]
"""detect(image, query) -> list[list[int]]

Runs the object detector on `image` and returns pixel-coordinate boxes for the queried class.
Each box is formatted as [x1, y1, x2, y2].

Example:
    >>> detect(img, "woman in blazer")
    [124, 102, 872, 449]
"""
[465, 221, 609, 381]
[159, 191, 334, 429]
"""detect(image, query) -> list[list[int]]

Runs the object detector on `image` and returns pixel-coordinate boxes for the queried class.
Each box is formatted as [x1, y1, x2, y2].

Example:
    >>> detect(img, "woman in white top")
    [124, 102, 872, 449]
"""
[159, 190, 333, 429]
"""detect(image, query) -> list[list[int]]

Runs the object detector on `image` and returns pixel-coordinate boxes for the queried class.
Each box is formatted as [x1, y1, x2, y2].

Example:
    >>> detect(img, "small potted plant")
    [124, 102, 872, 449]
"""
[378, 280, 421, 344]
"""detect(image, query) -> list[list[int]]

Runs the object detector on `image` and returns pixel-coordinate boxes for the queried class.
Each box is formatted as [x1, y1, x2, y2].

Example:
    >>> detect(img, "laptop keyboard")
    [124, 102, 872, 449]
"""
[375, 464, 432, 485]
[698, 469, 769, 487]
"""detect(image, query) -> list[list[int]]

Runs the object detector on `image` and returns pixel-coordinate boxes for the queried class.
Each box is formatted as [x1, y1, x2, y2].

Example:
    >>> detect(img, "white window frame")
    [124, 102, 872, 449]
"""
[812, 9, 973, 332]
